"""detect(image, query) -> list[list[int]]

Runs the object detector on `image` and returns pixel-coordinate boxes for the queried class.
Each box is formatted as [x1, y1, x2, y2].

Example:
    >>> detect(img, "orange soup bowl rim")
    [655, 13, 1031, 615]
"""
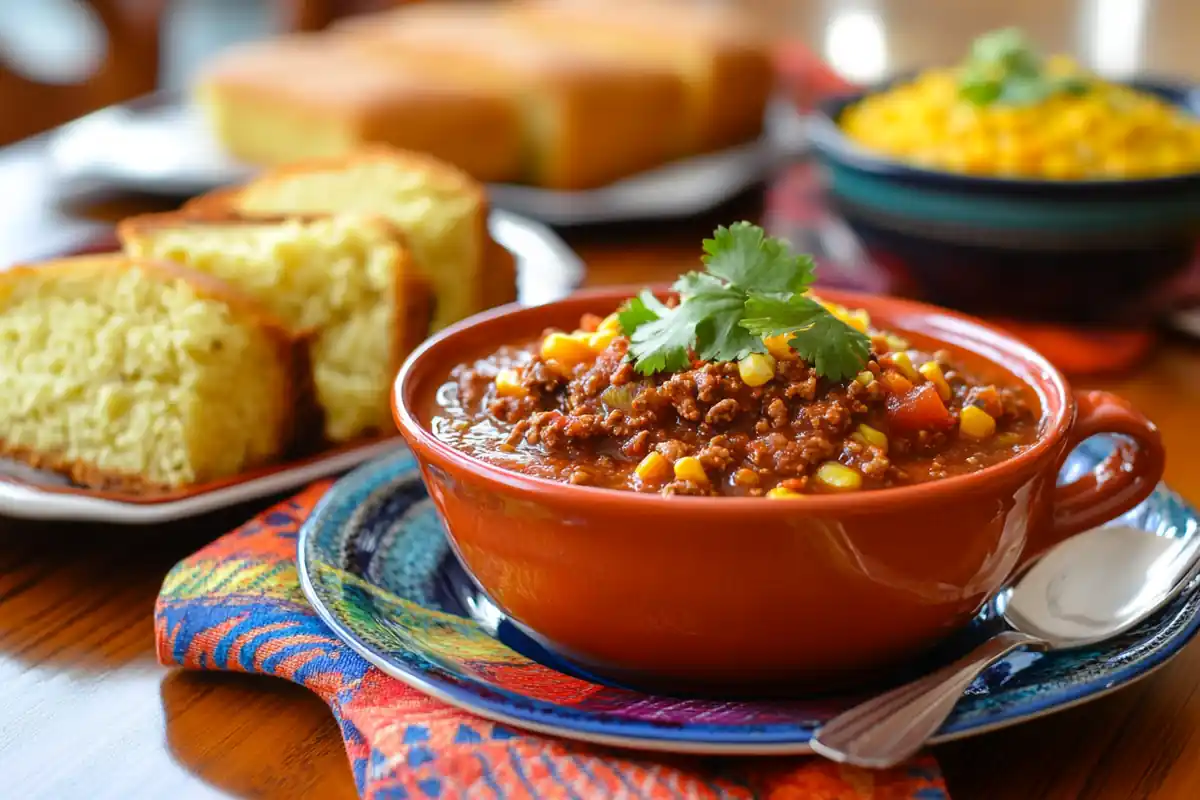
[393, 286, 1073, 515]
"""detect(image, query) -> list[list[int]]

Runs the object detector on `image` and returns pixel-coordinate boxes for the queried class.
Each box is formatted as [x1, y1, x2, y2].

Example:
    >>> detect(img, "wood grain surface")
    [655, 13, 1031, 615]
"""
[3, 2, 1200, 798]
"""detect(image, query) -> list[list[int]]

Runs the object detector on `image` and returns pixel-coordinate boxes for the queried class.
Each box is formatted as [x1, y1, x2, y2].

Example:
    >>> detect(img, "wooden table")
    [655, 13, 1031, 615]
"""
[4, 3, 1200, 797]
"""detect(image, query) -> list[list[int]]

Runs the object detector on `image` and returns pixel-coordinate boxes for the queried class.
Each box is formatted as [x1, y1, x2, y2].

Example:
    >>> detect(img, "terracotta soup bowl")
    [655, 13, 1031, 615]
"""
[393, 288, 1165, 691]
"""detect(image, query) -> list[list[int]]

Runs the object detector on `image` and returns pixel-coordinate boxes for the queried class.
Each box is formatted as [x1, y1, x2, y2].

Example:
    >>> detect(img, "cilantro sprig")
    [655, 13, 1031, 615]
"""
[616, 222, 871, 381]
[958, 28, 1089, 107]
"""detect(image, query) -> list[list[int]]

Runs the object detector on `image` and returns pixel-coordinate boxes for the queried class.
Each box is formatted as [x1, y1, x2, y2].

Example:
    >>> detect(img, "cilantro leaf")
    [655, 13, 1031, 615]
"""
[789, 315, 873, 382]
[671, 270, 726, 296]
[958, 72, 1003, 106]
[701, 222, 815, 295]
[969, 28, 1040, 77]
[740, 294, 871, 381]
[627, 304, 698, 375]
[740, 293, 828, 335]
[687, 284, 766, 363]
[618, 223, 867, 381]
[617, 289, 668, 338]
[957, 28, 1091, 108]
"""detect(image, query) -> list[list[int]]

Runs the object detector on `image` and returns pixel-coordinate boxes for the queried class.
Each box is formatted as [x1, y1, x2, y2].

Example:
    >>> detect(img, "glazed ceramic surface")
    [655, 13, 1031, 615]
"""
[807, 80, 1200, 324]
[299, 443, 1200, 755]
[392, 288, 1164, 687]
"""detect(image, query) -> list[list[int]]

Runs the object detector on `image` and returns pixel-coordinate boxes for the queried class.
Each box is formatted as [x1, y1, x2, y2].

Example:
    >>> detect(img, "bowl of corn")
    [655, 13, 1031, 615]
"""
[809, 29, 1200, 324]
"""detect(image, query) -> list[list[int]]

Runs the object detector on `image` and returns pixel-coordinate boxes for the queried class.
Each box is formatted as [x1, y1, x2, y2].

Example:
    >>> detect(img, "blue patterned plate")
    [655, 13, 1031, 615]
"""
[298, 441, 1200, 755]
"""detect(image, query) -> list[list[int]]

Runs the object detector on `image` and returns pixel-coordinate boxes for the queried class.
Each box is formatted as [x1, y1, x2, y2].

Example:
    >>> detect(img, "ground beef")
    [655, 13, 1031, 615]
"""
[434, 326, 1038, 497]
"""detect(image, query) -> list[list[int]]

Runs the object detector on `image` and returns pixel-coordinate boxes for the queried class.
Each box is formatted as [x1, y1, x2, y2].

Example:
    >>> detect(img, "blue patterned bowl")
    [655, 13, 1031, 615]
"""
[809, 80, 1200, 324]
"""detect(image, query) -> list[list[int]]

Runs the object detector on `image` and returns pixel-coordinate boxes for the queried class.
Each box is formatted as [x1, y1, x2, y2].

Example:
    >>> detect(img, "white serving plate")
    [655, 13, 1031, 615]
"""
[0, 209, 583, 524]
[46, 92, 809, 226]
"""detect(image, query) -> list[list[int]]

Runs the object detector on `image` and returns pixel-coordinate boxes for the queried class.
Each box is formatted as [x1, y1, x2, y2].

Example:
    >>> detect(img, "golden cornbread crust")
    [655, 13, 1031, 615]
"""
[182, 147, 512, 323]
[505, 0, 776, 152]
[196, 35, 523, 182]
[333, 11, 689, 190]
[0, 440, 173, 495]
[0, 255, 315, 494]
[186, 149, 482, 217]
[185, 146, 485, 215]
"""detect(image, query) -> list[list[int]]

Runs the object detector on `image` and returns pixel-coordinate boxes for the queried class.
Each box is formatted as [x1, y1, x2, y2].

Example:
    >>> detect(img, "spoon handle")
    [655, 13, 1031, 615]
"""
[811, 630, 1047, 768]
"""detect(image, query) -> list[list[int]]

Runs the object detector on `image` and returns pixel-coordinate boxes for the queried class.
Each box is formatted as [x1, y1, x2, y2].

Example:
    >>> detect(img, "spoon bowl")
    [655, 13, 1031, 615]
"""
[1004, 524, 1200, 649]
[812, 522, 1200, 768]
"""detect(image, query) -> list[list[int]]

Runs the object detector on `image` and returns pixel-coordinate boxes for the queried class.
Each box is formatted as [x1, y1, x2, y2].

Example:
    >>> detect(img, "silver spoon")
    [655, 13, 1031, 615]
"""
[811, 524, 1200, 768]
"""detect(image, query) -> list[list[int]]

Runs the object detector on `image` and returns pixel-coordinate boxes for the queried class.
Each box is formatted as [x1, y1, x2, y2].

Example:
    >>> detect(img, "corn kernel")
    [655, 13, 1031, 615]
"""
[855, 370, 874, 386]
[960, 405, 997, 439]
[494, 368, 527, 398]
[588, 330, 617, 352]
[540, 331, 594, 367]
[856, 423, 888, 452]
[845, 309, 871, 333]
[635, 452, 670, 483]
[766, 487, 803, 499]
[995, 432, 1023, 447]
[763, 334, 794, 361]
[814, 461, 863, 492]
[919, 361, 952, 402]
[673, 456, 708, 483]
[738, 352, 776, 387]
[886, 351, 922, 383]
[879, 371, 914, 395]
[597, 313, 623, 336]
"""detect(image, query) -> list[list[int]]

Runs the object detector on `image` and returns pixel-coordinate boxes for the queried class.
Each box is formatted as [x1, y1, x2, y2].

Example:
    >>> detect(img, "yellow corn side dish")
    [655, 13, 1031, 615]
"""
[841, 61, 1200, 179]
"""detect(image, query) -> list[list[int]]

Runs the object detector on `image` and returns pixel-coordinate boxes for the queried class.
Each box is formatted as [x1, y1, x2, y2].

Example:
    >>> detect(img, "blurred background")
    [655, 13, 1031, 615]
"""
[4, 0, 1200, 147]
[3, 0, 1200, 347]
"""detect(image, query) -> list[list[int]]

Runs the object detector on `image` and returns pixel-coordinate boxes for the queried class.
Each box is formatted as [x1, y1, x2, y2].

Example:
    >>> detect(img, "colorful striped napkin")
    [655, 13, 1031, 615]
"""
[155, 483, 950, 799]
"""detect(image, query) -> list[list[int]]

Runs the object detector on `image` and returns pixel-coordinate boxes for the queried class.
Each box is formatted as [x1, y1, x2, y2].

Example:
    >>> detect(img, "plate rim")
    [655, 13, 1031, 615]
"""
[297, 447, 1200, 755]
[0, 439, 402, 524]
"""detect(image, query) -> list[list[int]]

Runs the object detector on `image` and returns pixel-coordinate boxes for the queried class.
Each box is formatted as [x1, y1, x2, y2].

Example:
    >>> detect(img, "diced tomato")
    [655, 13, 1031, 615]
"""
[966, 385, 1003, 418]
[879, 370, 914, 395]
[886, 384, 956, 432]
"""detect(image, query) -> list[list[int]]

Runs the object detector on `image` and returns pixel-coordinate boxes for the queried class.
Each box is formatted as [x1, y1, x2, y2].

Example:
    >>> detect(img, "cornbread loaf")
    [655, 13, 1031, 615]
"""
[195, 35, 522, 183]
[0, 255, 306, 492]
[506, 0, 776, 151]
[331, 6, 688, 190]
[119, 213, 432, 443]
[183, 148, 513, 329]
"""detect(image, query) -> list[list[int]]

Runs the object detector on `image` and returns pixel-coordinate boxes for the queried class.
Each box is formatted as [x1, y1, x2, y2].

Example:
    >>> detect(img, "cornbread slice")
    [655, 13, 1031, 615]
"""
[0, 255, 306, 492]
[331, 6, 688, 189]
[184, 148, 513, 329]
[119, 213, 432, 443]
[195, 35, 522, 182]
[506, 0, 776, 151]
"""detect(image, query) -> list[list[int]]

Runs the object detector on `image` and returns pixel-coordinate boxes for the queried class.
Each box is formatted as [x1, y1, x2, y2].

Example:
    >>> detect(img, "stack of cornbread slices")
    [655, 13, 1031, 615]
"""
[1, 147, 513, 494]
[195, 0, 775, 190]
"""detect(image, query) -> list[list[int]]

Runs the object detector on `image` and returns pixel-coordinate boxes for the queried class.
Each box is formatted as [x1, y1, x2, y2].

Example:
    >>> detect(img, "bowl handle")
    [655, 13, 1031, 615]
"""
[1045, 390, 1165, 545]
